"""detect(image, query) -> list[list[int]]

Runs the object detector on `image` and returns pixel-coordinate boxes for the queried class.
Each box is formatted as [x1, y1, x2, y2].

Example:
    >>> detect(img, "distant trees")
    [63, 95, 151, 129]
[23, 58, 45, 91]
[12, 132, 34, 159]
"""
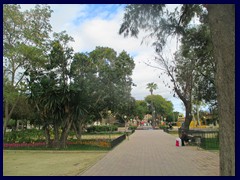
[133, 100, 149, 120]
[145, 95, 173, 122]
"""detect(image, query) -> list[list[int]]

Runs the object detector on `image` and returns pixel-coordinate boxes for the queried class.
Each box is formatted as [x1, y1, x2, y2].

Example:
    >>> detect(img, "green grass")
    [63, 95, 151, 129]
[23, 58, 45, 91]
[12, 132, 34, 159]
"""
[3, 150, 108, 176]
[201, 138, 219, 150]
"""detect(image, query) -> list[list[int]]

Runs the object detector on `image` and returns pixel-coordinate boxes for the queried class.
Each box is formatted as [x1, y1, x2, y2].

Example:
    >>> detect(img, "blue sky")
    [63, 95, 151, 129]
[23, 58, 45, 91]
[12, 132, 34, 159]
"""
[72, 4, 126, 25]
[20, 4, 187, 114]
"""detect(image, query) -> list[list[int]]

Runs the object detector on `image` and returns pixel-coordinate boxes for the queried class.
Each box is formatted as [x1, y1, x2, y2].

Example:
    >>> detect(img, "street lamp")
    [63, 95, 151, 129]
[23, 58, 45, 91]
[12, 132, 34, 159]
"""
[124, 115, 127, 131]
[124, 115, 129, 140]
[108, 110, 112, 140]
[152, 110, 156, 128]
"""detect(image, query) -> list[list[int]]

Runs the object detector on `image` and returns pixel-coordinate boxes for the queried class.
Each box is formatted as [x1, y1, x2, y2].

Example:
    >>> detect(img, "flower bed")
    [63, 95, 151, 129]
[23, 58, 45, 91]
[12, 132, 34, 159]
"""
[4, 142, 46, 148]
[4, 135, 126, 149]
[68, 139, 111, 148]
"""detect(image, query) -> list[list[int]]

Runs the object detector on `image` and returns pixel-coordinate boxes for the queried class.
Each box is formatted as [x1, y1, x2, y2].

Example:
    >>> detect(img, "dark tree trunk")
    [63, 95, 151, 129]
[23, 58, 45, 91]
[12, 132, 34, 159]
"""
[207, 4, 235, 176]
[184, 102, 193, 131]
[59, 116, 73, 149]
[3, 98, 19, 136]
[44, 126, 51, 148]
[73, 121, 83, 141]
[3, 101, 9, 135]
[53, 123, 60, 148]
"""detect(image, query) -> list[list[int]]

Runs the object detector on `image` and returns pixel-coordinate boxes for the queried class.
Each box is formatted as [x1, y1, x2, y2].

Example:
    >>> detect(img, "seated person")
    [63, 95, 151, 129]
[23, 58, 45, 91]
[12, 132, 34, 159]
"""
[180, 130, 189, 146]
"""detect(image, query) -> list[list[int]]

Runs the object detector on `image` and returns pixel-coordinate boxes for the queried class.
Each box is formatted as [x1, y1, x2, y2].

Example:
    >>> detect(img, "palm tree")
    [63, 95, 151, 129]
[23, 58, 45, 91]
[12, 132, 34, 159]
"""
[146, 82, 158, 127]
[146, 82, 158, 95]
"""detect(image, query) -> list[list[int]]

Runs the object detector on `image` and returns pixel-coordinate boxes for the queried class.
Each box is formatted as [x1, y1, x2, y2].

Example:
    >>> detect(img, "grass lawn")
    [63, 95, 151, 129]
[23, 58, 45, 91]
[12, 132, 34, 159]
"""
[3, 150, 108, 176]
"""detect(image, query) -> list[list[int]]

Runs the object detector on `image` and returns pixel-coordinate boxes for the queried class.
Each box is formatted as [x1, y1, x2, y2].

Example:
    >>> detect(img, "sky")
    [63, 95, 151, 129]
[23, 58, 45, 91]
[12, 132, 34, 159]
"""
[20, 4, 185, 114]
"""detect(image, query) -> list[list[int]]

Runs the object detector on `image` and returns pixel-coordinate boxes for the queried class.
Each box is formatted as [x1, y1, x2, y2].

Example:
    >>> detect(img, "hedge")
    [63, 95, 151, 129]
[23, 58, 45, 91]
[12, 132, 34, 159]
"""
[86, 125, 118, 133]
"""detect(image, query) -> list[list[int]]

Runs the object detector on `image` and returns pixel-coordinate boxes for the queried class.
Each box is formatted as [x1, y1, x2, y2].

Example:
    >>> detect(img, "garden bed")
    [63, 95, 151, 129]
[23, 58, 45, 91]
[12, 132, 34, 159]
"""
[4, 134, 127, 150]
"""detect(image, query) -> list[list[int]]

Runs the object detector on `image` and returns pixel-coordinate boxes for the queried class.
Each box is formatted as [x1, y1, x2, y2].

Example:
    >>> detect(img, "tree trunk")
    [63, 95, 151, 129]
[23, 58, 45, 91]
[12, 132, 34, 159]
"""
[44, 126, 51, 148]
[3, 96, 20, 135]
[207, 4, 235, 176]
[196, 104, 200, 126]
[59, 116, 73, 149]
[53, 123, 60, 148]
[151, 100, 156, 127]
[73, 122, 83, 141]
[3, 101, 10, 135]
[184, 101, 192, 131]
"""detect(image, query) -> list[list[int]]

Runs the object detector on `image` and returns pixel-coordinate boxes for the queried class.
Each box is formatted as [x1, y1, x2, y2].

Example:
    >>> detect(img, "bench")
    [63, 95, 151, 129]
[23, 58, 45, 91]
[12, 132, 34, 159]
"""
[188, 135, 201, 147]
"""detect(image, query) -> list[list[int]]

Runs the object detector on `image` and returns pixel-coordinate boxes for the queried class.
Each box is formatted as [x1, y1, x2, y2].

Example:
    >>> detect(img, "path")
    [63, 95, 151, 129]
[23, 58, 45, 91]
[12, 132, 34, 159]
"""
[80, 130, 219, 176]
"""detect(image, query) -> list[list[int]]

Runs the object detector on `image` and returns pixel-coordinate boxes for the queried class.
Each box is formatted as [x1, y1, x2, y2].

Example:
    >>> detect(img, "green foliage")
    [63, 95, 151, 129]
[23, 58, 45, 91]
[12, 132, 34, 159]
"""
[159, 124, 168, 130]
[86, 125, 118, 133]
[128, 125, 137, 133]
[145, 95, 173, 117]
[201, 138, 219, 150]
[4, 4, 136, 148]
[133, 100, 149, 120]
[119, 4, 204, 52]
[3, 4, 53, 135]
[4, 129, 45, 143]
[181, 25, 216, 105]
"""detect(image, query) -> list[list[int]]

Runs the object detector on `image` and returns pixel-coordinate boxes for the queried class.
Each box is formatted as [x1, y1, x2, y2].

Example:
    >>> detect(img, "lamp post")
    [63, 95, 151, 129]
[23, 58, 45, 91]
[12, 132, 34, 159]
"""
[108, 110, 112, 140]
[153, 110, 156, 128]
[124, 115, 128, 132]
[124, 115, 129, 140]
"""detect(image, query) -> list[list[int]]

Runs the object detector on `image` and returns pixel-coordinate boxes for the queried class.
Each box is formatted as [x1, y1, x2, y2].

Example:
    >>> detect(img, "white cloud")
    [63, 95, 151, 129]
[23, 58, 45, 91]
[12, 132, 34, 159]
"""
[19, 4, 185, 114]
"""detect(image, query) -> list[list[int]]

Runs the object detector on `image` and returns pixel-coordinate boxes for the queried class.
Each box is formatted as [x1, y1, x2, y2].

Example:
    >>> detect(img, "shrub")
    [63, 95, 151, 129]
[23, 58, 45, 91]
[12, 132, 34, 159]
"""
[128, 126, 137, 130]
[159, 125, 168, 130]
[128, 126, 137, 133]
[86, 125, 117, 133]
[4, 129, 45, 143]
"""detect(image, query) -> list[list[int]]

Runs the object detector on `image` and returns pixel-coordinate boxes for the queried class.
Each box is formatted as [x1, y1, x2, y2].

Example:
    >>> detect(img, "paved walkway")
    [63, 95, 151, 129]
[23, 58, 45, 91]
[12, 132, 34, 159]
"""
[80, 130, 219, 176]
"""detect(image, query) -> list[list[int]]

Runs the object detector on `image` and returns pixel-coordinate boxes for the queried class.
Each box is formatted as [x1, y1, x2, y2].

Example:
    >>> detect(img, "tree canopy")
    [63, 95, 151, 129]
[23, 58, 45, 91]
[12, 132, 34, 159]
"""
[145, 95, 173, 119]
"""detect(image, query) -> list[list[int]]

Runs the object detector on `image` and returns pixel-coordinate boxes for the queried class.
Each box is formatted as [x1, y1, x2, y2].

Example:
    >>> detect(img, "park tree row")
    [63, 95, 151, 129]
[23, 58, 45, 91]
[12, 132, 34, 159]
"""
[3, 4, 135, 148]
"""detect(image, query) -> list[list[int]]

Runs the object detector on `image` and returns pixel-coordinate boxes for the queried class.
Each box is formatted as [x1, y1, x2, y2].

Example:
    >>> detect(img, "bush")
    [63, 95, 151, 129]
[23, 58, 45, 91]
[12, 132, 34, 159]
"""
[128, 126, 137, 133]
[86, 125, 118, 133]
[4, 129, 45, 143]
[159, 125, 168, 130]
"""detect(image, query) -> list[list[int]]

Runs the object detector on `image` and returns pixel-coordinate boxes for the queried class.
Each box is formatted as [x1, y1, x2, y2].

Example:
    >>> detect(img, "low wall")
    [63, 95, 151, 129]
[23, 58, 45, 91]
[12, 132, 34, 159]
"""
[110, 134, 126, 148]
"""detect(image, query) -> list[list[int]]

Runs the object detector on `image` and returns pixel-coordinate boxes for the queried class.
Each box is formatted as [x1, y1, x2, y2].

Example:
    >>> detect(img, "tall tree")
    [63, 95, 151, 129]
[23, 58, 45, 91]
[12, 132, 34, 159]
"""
[146, 82, 158, 95]
[119, 4, 235, 175]
[69, 47, 135, 138]
[207, 4, 235, 176]
[3, 4, 52, 135]
[146, 82, 158, 126]
[27, 31, 76, 148]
